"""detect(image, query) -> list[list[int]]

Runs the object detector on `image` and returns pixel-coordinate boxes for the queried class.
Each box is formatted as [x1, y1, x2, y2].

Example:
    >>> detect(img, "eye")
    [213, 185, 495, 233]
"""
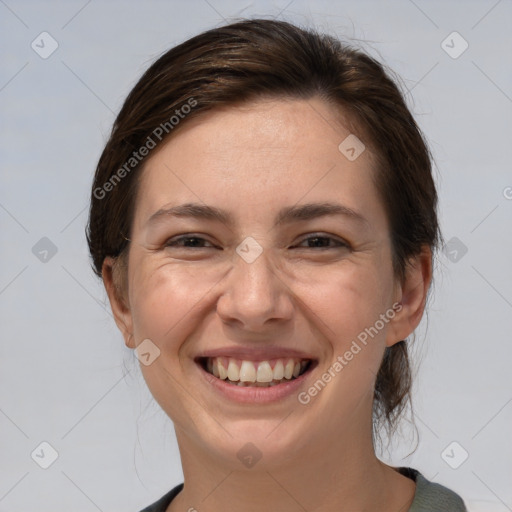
[163, 233, 348, 250]
[293, 234, 349, 249]
[164, 235, 217, 249]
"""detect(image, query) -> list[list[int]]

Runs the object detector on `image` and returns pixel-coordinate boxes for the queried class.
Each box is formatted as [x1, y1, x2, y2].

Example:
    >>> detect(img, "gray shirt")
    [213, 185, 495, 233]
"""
[139, 467, 467, 511]
[402, 468, 467, 511]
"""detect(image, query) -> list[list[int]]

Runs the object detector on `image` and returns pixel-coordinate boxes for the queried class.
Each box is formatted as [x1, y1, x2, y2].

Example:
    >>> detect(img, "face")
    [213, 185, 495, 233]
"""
[105, 97, 424, 470]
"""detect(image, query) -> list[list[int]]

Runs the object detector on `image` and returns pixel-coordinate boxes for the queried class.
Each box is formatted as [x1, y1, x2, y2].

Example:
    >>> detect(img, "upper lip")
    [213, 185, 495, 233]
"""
[196, 346, 317, 362]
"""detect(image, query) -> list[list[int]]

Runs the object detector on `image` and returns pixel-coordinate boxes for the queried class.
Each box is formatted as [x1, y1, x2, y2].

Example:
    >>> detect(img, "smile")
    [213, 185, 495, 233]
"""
[200, 356, 313, 387]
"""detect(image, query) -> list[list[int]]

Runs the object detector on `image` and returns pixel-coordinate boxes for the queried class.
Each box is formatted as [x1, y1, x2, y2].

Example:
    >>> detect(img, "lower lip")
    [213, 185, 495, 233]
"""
[197, 362, 314, 404]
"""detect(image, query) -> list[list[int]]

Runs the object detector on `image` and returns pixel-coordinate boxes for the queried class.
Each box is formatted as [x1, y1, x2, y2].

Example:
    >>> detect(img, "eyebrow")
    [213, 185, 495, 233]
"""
[146, 201, 370, 230]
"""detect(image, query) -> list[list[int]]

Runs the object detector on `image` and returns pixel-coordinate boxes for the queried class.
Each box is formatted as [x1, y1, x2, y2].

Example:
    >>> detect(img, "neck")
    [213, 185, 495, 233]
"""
[168, 415, 415, 512]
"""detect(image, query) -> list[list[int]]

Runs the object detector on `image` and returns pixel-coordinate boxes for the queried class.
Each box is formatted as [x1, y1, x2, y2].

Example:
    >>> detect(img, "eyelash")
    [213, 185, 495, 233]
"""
[164, 234, 349, 250]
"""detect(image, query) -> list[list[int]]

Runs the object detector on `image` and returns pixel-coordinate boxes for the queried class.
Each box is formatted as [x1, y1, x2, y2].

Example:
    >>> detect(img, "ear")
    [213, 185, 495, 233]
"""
[102, 256, 136, 349]
[385, 246, 433, 347]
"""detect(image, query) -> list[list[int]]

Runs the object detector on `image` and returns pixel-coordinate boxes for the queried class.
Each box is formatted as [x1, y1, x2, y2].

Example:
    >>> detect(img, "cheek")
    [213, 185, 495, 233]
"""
[128, 249, 394, 350]
[127, 263, 219, 420]
[302, 267, 394, 413]
[308, 264, 395, 403]
[128, 260, 227, 350]
[307, 262, 393, 341]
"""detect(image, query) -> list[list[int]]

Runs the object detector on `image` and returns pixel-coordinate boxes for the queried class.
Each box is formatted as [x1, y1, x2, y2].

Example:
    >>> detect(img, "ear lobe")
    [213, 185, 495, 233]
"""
[385, 246, 433, 347]
[102, 256, 135, 349]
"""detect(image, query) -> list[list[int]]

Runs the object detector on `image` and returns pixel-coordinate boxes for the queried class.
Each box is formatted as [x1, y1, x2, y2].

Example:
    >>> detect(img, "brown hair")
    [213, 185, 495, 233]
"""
[86, 18, 441, 440]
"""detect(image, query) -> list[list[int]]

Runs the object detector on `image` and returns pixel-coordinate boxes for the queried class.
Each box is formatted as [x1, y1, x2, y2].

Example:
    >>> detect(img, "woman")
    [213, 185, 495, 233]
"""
[86, 18, 467, 512]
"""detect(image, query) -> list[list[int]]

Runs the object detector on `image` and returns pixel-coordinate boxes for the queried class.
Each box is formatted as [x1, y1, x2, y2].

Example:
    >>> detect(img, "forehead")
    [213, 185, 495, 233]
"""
[133, 97, 385, 230]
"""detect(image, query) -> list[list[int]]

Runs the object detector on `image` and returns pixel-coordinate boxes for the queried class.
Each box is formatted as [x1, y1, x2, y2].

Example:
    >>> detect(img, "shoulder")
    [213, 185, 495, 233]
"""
[138, 483, 184, 512]
[137, 472, 468, 512]
[399, 467, 468, 512]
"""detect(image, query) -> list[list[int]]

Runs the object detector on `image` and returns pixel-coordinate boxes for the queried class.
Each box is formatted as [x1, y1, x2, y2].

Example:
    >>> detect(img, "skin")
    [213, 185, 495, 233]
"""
[103, 96, 432, 511]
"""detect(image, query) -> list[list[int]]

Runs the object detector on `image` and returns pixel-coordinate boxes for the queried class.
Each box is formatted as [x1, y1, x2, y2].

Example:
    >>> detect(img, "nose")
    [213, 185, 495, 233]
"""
[215, 242, 294, 331]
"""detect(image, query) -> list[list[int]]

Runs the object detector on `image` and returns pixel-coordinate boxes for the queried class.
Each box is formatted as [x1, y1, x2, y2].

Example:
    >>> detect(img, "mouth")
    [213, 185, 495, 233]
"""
[196, 356, 316, 388]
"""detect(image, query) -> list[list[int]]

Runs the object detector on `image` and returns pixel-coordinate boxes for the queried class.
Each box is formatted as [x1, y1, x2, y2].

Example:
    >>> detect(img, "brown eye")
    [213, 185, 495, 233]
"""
[294, 235, 349, 249]
[165, 235, 216, 248]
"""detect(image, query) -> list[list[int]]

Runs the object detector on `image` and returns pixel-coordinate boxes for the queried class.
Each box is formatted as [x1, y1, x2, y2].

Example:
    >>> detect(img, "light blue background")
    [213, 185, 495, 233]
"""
[1, 1, 511, 510]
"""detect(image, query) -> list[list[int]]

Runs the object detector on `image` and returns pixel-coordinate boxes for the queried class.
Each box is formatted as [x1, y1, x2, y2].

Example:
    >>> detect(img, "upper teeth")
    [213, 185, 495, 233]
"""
[206, 357, 308, 383]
